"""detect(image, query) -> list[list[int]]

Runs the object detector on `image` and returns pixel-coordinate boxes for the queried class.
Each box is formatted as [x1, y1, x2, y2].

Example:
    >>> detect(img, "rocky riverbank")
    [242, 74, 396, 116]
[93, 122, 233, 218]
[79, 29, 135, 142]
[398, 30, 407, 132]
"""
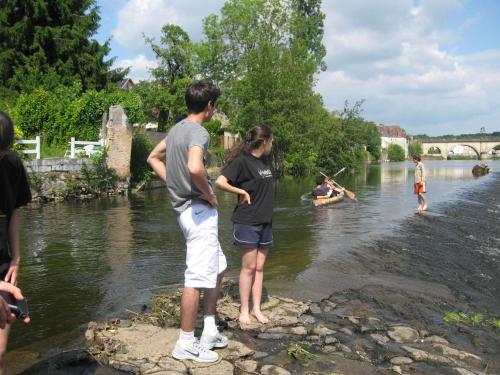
[85, 281, 493, 375]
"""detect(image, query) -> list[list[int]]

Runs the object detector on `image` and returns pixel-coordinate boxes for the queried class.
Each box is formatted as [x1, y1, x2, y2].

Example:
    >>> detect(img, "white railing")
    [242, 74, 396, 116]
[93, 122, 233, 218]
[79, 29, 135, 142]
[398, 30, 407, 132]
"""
[17, 136, 41, 159]
[66, 137, 105, 159]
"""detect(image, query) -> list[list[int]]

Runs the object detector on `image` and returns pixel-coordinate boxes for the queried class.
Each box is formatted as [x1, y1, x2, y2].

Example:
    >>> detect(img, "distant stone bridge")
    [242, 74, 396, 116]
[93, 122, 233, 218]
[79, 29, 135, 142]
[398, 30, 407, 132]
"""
[420, 138, 500, 159]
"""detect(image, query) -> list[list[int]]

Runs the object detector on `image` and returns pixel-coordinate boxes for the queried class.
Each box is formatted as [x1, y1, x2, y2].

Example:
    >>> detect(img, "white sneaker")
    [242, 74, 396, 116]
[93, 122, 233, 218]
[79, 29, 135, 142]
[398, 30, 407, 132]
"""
[200, 331, 229, 349]
[171, 339, 219, 363]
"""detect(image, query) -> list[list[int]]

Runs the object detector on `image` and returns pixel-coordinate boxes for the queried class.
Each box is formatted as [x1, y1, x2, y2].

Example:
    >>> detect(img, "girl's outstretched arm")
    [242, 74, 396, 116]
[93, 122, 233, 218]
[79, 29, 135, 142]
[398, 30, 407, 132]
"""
[215, 175, 251, 204]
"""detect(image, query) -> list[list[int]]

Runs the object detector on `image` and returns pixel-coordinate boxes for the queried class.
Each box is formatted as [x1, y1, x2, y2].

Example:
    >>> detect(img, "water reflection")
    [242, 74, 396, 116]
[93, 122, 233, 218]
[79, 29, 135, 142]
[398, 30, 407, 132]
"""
[9, 160, 500, 354]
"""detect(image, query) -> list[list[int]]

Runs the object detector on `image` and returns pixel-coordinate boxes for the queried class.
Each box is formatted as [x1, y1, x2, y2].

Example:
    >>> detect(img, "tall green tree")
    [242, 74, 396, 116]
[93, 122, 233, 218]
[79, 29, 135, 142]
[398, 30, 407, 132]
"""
[0, 0, 127, 92]
[197, 0, 328, 174]
[145, 24, 195, 129]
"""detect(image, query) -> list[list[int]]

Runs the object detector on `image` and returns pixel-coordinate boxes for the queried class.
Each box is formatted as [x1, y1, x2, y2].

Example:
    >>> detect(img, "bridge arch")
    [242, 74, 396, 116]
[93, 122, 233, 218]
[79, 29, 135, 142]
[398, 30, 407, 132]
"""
[489, 144, 500, 156]
[427, 146, 442, 155]
[449, 144, 480, 159]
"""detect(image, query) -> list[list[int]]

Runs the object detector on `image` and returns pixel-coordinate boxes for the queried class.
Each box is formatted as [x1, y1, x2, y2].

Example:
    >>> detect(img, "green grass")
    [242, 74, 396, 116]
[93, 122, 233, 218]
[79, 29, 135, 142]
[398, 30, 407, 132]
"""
[487, 318, 500, 330]
[41, 142, 67, 158]
[444, 311, 499, 331]
[287, 343, 317, 360]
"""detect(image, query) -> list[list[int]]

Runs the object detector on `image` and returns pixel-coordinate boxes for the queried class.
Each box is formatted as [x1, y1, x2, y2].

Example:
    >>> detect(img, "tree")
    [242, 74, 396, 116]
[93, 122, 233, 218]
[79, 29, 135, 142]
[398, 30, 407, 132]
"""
[388, 144, 405, 162]
[0, 0, 127, 92]
[145, 24, 195, 129]
[408, 142, 423, 156]
[197, 0, 328, 174]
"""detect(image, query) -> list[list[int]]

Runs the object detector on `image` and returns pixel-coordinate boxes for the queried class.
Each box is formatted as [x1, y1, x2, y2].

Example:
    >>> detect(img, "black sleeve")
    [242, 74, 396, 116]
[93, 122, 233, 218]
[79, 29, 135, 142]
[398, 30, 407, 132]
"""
[222, 157, 243, 185]
[14, 158, 32, 209]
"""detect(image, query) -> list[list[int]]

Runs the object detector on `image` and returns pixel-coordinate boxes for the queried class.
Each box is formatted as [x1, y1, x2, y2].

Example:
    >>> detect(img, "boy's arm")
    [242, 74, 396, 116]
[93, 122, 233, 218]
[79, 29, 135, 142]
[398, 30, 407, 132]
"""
[147, 141, 167, 182]
[416, 164, 423, 183]
[188, 146, 217, 208]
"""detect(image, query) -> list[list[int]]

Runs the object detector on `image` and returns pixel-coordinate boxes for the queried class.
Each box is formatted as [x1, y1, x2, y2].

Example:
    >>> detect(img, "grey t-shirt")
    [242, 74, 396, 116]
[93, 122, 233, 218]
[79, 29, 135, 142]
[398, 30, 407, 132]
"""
[164, 119, 211, 214]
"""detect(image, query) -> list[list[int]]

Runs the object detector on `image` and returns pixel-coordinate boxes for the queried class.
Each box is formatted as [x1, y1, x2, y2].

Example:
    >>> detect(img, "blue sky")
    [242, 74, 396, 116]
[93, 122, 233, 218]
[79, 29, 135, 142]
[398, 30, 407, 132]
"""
[94, 0, 500, 136]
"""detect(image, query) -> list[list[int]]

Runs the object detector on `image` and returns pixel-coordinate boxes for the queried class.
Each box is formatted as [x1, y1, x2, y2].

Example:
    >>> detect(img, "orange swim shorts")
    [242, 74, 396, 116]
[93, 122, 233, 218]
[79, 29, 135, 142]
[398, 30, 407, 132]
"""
[414, 182, 426, 194]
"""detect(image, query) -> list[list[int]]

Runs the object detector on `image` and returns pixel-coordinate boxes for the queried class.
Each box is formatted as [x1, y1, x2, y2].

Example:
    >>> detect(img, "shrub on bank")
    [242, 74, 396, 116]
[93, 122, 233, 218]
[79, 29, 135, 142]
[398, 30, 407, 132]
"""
[388, 144, 406, 162]
[130, 130, 155, 186]
[12, 86, 146, 147]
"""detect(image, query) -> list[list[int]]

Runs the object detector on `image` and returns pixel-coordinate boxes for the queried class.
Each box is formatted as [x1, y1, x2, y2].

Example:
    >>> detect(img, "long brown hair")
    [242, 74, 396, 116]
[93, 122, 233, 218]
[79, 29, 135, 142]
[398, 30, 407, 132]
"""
[0, 111, 14, 151]
[222, 124, 272, 170]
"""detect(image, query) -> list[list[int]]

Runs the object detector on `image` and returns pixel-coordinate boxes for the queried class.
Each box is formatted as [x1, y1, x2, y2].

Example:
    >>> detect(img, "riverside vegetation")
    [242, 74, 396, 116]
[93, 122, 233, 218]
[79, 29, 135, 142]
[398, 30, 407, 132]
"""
[1, 0, 381, 180]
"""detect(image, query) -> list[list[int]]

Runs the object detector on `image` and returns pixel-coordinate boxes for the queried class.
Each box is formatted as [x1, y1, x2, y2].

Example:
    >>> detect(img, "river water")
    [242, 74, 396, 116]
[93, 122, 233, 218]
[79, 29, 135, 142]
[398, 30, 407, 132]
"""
[8, 160, 500, 372]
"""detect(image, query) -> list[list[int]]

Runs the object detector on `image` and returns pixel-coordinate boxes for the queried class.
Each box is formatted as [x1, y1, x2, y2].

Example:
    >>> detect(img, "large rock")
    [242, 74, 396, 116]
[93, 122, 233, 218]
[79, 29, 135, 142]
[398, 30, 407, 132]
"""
[387, 326, 419, 343]
[472, 164, 490, 177]
[190, 360, 233, 375]
[402, 346, 454, 366]
[87, 323, 187, 374]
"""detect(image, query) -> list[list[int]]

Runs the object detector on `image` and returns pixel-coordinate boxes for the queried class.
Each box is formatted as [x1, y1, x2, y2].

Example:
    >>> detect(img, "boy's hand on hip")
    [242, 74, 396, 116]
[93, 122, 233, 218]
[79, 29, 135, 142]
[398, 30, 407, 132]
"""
[200, 192, 218, 208]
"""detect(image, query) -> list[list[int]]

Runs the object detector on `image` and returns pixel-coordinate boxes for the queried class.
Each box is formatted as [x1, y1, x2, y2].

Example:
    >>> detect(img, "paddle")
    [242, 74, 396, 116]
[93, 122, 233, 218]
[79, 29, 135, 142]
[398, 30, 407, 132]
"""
[320, 171, 357, 201]
[333, 167, 346, 177]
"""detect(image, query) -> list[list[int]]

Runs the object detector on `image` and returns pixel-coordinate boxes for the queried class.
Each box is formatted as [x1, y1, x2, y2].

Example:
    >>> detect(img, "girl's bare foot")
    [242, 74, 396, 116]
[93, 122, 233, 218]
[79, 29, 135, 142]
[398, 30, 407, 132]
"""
[239, 312, 251, 325]
[251, 309, 269, 324]
[416, 206, 422, 213]
[422, 205, 428, 211]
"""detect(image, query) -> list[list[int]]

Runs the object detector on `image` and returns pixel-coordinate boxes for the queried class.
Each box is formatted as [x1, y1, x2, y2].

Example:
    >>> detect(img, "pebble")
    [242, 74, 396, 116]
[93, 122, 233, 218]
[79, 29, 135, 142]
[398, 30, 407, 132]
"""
[291, 326, 308, 335]
[422, 335, 449, 344]
[387, 326, 419, 343]
[260, 365, 292, 375]
[309, 303, 322, 314]
[253, 351, 269, 359]
[390, 356, 414, 365]
[324, 336, 339, 345]
[339, 328, 353, 336]
[235, 359, 258, 373]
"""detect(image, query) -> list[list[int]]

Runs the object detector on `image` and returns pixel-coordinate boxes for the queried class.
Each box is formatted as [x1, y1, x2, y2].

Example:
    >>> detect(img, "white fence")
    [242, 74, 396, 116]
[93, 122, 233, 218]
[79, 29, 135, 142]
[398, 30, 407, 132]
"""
[17, 136, 41, 159]
[66, 137, 105, 159]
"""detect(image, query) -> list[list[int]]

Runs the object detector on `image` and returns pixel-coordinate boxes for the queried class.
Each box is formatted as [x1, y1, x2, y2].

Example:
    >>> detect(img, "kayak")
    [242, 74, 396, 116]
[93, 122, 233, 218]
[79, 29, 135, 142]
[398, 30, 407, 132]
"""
[312, 191, 344, 207]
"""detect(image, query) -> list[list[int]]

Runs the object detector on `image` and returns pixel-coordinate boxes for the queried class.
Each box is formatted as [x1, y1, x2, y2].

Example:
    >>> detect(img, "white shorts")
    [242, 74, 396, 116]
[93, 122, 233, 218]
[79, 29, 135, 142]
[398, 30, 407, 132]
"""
[178, 202, 227, 288]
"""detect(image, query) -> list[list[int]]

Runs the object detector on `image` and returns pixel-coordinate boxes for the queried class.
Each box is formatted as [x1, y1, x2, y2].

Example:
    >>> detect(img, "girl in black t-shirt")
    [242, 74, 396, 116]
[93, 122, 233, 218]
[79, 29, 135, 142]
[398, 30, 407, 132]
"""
[0, 111, 31, 370]
[215, 124, 273, 325]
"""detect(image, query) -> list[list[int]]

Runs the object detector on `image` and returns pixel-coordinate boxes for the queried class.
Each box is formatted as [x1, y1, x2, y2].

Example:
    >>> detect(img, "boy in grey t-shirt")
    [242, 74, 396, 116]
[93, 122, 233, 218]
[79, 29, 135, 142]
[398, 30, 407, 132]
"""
[147, 80, 227, 363]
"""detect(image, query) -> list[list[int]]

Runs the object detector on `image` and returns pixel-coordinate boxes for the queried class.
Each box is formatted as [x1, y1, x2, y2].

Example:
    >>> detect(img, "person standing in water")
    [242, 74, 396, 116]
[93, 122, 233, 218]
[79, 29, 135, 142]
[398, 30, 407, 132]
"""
[215, 125, 273, 325]
[412, 154, 428, 212]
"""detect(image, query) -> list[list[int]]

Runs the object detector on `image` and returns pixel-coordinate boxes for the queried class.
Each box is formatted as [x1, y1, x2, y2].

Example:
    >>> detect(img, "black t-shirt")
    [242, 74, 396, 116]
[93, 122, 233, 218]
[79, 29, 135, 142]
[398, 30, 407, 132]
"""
[311, 186, 336, 197]
[222, 154, 273, 224]
[0, 151, 32, 262]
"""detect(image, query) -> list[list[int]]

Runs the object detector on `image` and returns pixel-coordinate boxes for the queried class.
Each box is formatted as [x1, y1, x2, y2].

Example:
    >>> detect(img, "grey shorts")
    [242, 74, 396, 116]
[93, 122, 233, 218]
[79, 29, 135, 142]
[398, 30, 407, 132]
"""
[233, 223, 273, 249]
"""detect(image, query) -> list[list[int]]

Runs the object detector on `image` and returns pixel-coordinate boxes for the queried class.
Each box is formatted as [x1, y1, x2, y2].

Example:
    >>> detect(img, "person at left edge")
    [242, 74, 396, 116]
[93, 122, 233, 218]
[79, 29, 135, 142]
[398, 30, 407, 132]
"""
[0, 111, 31, 374]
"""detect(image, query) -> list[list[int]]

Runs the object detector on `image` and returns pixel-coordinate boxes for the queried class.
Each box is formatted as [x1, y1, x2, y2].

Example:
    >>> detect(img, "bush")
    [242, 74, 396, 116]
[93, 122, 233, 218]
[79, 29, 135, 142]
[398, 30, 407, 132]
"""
[409, 142, 423, 156]
[106, 90, 146, 125]
[81, 149, 117, 193]
[387, 144, 405, 162]
[12, 85, 147, 148]
[204, 119, 223, 148]
[13, 88, 58, 139]
[130, 130, 155, 186]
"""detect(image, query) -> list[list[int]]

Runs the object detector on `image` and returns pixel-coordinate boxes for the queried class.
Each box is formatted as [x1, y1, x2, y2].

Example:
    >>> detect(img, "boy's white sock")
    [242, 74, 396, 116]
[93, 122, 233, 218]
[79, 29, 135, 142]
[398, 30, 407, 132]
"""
[179, 329, 195, 345]
[203, 315, 218, 335]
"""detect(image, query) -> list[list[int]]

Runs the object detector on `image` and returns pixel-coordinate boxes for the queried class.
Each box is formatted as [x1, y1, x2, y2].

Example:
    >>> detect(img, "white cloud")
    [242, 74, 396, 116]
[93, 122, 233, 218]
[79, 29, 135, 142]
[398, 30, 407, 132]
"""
[318, 0, 500, 135]
[112, 0, 224, 53]
[114, 54, 157, 81]
[109, 0, 500, 135]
